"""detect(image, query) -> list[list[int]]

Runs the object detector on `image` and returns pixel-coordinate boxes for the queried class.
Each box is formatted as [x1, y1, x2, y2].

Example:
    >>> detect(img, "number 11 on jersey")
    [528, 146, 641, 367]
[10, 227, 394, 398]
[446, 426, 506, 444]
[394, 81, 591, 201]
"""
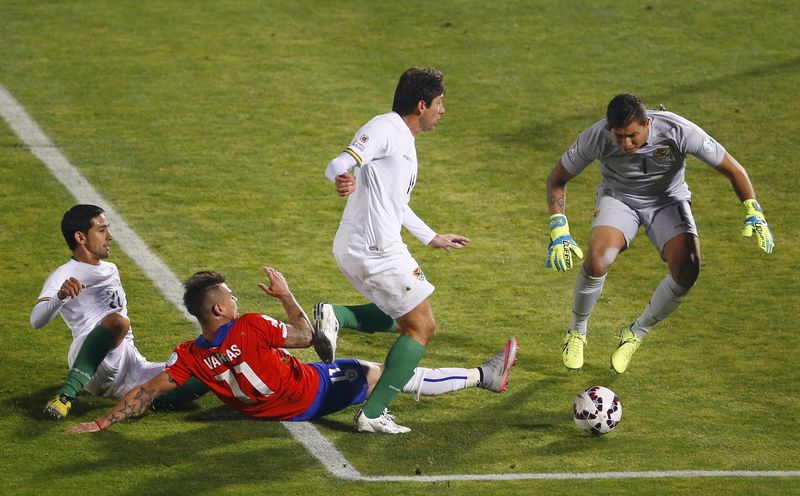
[214, 361, 273, 404]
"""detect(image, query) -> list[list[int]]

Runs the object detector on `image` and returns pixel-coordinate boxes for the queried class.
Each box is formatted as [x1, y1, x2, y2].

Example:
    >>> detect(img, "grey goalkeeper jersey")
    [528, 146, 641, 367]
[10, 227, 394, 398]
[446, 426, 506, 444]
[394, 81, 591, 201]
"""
[560, 111, 727, 208]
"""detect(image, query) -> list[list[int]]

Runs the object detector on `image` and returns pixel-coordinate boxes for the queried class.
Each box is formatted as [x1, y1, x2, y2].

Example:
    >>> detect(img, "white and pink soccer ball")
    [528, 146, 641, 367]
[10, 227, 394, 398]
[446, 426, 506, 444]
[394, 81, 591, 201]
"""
[573, 386, 622, 436]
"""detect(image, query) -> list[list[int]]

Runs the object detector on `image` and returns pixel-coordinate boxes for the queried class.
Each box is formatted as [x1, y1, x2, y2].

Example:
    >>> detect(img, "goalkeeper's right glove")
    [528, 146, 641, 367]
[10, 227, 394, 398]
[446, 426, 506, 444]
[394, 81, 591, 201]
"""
[742, 199, 775, 254]
[545, 214, 584, 272]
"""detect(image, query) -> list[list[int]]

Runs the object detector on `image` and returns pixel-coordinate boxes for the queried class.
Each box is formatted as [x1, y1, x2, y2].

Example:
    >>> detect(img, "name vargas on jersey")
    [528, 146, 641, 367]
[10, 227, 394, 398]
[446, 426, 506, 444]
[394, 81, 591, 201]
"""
[202, 344, 242, 369]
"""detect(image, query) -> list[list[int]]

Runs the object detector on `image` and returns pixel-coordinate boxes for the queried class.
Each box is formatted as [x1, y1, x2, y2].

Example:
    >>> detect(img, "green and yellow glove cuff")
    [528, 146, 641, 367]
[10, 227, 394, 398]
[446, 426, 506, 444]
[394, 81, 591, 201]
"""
[742, 199, 765, 220]
[549, 214, 571, 241]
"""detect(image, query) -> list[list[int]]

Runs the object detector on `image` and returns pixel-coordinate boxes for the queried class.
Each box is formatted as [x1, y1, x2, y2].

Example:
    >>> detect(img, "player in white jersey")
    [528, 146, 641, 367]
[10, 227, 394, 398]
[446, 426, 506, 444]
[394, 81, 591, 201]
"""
[32, 204, 206, 418]
[317, 67, 490, 434]
[545, 94, 774, 373]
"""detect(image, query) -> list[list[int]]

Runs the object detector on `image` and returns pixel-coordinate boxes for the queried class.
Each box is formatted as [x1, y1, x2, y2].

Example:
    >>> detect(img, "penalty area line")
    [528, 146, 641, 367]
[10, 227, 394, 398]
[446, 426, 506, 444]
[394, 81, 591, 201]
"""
[3, 83, 798, 483]
[356, 470, 800, 482]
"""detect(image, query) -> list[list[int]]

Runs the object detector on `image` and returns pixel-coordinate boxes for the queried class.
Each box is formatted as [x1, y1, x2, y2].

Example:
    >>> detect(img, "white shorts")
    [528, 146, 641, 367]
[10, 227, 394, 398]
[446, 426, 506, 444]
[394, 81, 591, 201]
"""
[84, 338, 164, 398]
[334, 243, 435, 320]
[592, 193, 698, 256]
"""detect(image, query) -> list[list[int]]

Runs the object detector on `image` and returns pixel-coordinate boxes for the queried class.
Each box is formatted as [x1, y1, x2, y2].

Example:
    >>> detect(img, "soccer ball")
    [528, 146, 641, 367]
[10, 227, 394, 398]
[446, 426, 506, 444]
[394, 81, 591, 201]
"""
[573, 386, 622, 436]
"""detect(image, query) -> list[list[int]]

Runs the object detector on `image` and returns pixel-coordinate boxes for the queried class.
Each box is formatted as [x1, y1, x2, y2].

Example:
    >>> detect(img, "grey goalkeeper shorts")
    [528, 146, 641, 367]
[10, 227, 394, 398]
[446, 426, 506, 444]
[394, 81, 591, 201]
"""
[592, 192, 697, 257]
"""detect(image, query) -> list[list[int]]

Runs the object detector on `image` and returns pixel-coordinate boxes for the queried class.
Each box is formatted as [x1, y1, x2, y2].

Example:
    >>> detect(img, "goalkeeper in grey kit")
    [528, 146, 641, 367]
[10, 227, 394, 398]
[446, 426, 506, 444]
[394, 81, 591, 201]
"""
[544, 93, 774, 373]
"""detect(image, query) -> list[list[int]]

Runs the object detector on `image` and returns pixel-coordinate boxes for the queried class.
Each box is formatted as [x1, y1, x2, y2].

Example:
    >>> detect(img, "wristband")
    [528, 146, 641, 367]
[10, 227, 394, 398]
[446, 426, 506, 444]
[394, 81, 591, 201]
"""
[742, 199, 763, 217]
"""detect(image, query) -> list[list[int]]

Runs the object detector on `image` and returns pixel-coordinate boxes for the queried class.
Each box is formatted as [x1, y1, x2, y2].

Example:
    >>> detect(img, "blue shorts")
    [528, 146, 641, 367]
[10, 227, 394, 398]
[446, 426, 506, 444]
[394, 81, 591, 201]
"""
[288, 359, 369, 421]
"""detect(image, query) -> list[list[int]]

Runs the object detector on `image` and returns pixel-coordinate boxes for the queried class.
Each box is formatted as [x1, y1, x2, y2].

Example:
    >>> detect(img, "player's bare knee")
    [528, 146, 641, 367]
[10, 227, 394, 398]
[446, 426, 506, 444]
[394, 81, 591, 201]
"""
[426, 321, 437, 340]
[583, 257, 611, 278]
[678, 260, 700, 288]
[100, 312, 130, 339]
[405, 321, 436, 346]
[583, 262, 602, 278]
[668, 258, 699, 289]
[687, 258, 700, 284]
[670, 248, 700, 287]
[420, 321, 437, 343]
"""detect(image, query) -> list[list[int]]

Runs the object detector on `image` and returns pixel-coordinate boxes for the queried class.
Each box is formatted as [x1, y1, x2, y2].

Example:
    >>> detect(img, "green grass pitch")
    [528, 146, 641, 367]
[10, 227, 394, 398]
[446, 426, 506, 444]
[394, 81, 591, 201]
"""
[1, 1, 798, 494]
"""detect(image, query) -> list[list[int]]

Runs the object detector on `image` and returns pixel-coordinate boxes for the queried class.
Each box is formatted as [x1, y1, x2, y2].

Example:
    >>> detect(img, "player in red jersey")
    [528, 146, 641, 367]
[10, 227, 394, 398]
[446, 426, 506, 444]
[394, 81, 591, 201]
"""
[66, 266, 517, 433]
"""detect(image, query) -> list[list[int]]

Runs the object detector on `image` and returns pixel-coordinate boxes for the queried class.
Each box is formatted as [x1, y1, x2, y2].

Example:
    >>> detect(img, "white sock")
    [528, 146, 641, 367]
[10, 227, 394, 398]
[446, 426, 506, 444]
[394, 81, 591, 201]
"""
[402, 367, 480, 400]
[632, 274, 690, 337]
[570, 267, 606, 335]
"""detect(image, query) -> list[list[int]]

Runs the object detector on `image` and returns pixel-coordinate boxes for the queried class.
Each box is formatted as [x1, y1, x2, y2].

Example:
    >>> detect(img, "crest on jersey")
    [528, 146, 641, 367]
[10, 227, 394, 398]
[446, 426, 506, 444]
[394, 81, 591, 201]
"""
[567, 143, 578, 162]
[352, 134, 369, 152]
[703, 136, 716, 153]
[412, 267, 426, 281]
[654, 146, 673, 160]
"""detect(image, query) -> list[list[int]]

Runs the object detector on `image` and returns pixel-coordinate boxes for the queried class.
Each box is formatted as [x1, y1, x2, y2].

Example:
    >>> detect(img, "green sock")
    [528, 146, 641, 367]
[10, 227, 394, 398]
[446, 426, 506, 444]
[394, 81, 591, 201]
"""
[151, 377, 210, 411]
[57, 324, 117, 398]
[362, 334, 425, 418]
[332, 303, 397, 333]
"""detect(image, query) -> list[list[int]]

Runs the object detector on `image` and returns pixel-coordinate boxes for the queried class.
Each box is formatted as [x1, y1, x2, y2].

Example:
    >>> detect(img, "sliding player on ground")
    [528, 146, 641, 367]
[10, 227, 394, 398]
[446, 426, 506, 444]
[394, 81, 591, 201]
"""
[32, 204, 206, 419]
[65, 267, 517, 433]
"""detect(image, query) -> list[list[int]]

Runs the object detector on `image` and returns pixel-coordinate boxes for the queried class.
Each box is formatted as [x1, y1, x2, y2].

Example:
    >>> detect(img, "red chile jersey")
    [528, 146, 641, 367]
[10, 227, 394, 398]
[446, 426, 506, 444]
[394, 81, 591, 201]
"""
[165, 313, 319, 420]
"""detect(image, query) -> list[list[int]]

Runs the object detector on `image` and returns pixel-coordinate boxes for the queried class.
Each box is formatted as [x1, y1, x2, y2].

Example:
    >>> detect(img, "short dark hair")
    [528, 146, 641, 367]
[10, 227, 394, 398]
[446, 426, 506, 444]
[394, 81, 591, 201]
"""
[392, 67, 444, 116]
[61, 204, 105, 250]
[606, 93, 647, 129]
[183, 271, 226, 320]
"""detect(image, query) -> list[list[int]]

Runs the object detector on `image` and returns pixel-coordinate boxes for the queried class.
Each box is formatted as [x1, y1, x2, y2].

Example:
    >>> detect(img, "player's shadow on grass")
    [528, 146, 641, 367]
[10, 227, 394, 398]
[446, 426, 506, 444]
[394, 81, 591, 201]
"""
[1, 386, 109, 422]
[3, 386, 205, 425]
[339, 353, 628, 470]
[14, 392, 311, 491]
[311, 416, 356, 433]
[184, 404, 246, 422]
[184, 403, 357, 435]
[40, 422, 311, 494]
[3, 386, 56, 421]
[185, 404, 362, 433]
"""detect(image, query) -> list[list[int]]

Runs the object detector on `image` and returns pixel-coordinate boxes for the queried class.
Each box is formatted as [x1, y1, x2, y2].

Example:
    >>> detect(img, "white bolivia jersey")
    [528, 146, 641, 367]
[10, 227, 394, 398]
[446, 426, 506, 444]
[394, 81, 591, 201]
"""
[35, 258, 132, 365]
[561, 110, 727, 208]
[335, 111, 420, 253]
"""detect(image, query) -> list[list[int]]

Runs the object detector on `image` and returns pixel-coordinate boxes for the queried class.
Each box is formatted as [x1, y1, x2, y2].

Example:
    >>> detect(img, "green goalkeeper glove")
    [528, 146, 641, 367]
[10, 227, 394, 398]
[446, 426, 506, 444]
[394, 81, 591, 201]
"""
[545, 214, 584, 272]
[742, 199, 774, 254]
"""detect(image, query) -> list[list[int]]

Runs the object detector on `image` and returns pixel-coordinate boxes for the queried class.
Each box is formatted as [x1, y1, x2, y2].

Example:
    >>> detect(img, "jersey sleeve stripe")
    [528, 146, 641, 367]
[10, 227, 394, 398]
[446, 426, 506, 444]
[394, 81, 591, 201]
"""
[344, 148, 363, 166]
[35, 297, 52, 304]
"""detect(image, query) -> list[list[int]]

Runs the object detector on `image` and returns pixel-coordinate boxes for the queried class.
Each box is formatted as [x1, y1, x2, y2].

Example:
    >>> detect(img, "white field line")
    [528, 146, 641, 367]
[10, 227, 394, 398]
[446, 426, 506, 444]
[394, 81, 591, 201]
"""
[353, 470, 800, 482]
[0, 85, 197, 329]
[3, 83, 798, 483]
[0, 83, 357, 478]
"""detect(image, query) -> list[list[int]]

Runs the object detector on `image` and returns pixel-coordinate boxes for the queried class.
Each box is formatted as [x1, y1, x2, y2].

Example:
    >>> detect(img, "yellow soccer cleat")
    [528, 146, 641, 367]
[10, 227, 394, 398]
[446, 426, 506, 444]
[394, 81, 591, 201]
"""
[562, 329, 586, 371]
[611, 327, 642, 374]
[43, 394, 72, 420]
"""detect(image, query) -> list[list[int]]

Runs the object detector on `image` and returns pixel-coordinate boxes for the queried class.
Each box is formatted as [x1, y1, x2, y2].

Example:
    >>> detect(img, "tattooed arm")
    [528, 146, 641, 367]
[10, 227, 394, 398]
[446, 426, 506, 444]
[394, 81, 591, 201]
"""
[546, 160, 576, 215]
[65, 372, 179, 433]
[257, 266, 313, 348]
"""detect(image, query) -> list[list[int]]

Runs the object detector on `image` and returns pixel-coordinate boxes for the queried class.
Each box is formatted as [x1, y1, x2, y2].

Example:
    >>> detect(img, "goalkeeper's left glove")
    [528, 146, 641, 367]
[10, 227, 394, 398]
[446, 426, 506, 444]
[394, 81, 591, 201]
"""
[742, 199, 775, 254]
[545, 214, 584, 272]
